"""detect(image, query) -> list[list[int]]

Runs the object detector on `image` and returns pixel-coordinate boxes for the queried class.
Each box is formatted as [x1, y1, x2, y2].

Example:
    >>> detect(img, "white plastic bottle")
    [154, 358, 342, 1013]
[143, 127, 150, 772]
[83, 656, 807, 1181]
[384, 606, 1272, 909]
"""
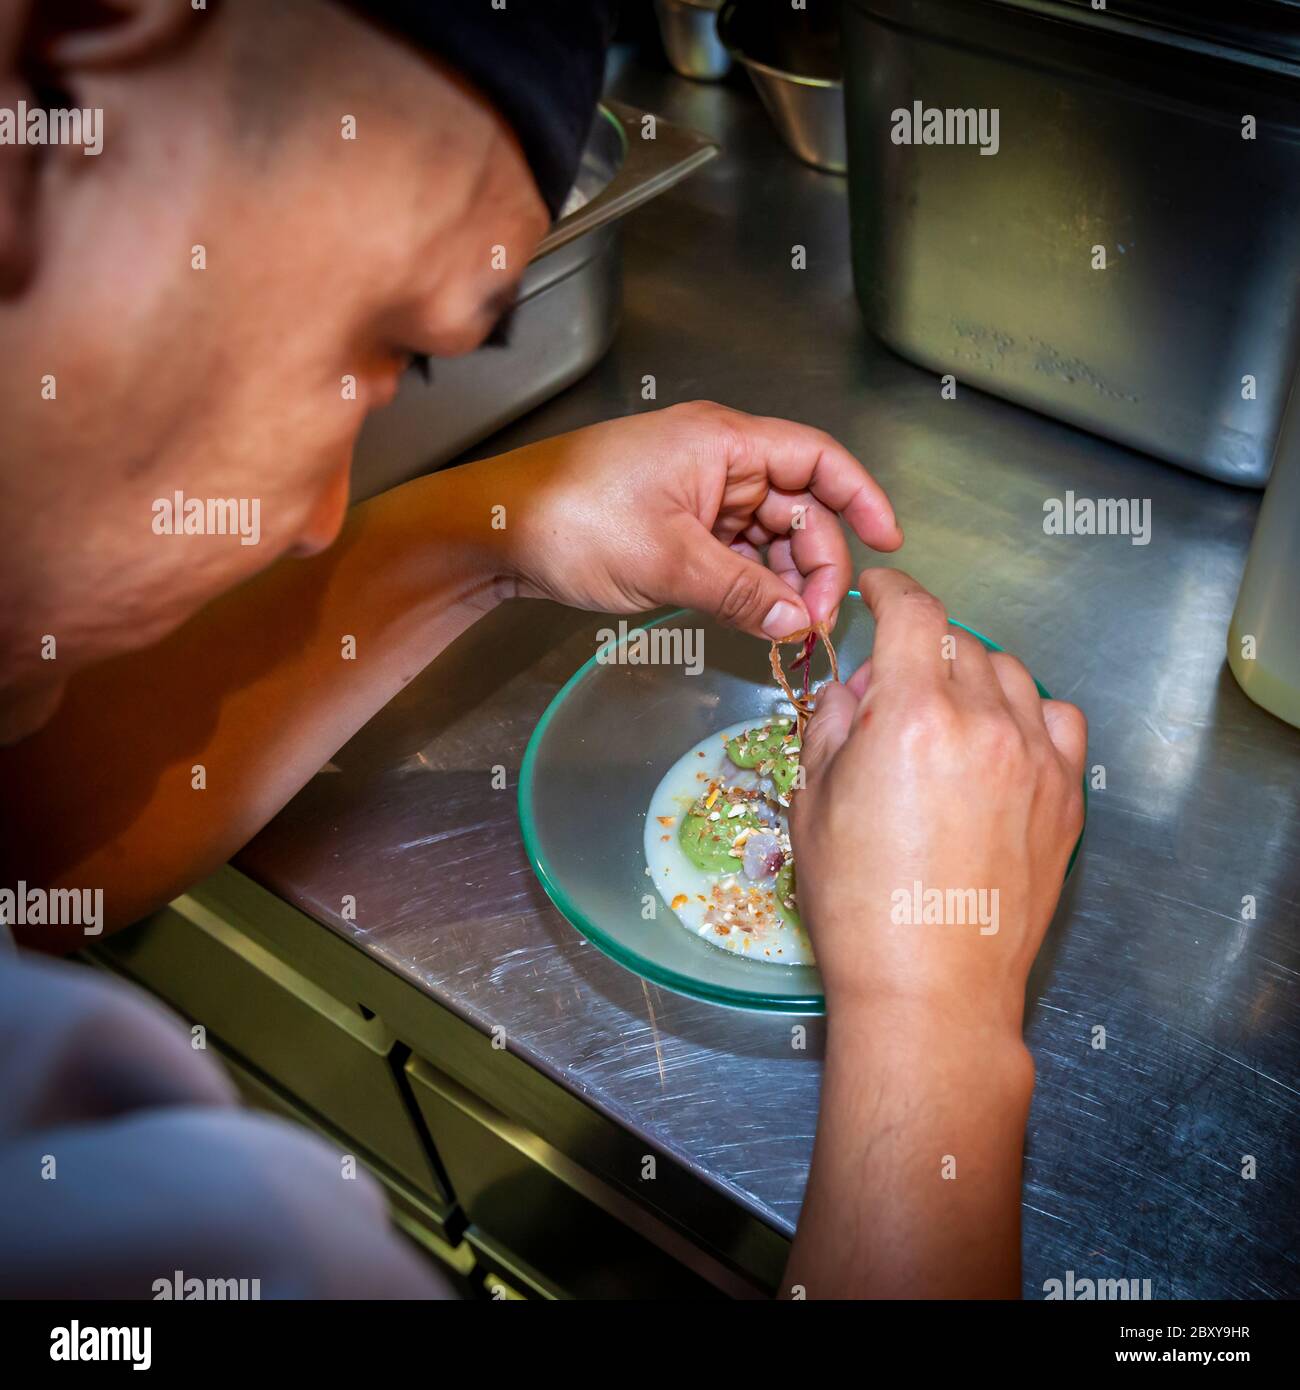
[1228, 378, 1300, 728]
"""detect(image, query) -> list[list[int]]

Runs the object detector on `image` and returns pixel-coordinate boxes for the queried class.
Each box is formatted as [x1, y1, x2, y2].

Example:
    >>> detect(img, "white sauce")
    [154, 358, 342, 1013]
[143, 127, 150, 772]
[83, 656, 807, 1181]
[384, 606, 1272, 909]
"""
[643, 717, 816, 967]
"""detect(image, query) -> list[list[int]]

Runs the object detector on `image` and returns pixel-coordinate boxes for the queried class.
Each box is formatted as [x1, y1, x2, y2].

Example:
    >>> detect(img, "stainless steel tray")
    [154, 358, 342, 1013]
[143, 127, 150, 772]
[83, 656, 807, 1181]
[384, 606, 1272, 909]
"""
[351, 102, 718, 499]
[843, 0, 1300, 487]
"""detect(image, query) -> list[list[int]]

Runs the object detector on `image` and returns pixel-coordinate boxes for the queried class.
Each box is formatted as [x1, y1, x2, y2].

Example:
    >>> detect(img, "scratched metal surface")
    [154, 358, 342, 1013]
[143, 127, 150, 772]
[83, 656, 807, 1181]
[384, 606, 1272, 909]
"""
[236, 56, 1300, 1297]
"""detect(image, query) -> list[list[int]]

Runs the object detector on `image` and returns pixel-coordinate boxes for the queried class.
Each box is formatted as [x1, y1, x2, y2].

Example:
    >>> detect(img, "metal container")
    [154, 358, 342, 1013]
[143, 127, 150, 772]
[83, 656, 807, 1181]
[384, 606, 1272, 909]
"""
[654, 0, 730, 81]
[718, 1, 847, 174]
[351, 102, 718, 500]
[843, 0, 1300, 487]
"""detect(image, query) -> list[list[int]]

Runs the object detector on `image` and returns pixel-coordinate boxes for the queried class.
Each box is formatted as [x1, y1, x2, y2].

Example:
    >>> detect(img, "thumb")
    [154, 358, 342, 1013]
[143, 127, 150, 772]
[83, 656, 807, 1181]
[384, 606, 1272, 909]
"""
[681, 533, 810, 639]
[798, 682, 857, 790]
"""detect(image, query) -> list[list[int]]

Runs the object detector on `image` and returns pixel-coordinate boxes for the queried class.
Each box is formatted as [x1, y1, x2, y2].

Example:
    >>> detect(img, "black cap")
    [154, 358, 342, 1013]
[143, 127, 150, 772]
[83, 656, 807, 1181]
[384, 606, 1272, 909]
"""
[342, 0, 616, 219]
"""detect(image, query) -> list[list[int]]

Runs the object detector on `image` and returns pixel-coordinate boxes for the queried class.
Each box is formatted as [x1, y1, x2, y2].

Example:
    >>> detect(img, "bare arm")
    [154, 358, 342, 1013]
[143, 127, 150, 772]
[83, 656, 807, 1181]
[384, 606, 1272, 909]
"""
[787, 1002, 1034, 1298]
[784, 568, 1086, 1298]
[3, 460, 515, 948]
[3, 403, 902, 950]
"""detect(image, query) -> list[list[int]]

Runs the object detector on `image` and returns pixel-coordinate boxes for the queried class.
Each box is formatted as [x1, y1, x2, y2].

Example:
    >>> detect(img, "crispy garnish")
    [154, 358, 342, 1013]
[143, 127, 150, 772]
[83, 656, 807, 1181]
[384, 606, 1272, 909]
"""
[768, 621, 839, 738]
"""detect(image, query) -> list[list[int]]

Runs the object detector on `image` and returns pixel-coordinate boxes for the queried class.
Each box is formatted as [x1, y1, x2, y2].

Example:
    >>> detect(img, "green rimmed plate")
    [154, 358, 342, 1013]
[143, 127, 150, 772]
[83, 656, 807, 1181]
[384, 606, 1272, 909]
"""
[519, 594, 1083, 1014]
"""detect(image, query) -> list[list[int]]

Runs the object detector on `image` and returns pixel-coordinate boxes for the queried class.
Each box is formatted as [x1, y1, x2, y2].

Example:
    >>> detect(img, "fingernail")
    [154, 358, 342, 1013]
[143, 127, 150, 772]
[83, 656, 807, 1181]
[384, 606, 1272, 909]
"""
[762, 600, 805, 638]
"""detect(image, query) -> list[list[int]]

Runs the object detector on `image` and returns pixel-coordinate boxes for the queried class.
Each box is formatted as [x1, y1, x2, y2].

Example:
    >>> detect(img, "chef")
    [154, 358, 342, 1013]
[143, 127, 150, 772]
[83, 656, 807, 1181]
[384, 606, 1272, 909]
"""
[0, 0, 1084, 1298]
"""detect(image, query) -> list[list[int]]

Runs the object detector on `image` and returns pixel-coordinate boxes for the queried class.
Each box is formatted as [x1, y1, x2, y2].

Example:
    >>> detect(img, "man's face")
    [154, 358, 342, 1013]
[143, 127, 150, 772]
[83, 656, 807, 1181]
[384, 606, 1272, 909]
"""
[0, 0, 549, 736]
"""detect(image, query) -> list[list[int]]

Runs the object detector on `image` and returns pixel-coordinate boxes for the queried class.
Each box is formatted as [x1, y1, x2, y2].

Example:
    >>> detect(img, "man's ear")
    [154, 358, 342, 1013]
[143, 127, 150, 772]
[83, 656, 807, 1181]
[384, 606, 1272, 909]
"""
[38, 0, 198, 70]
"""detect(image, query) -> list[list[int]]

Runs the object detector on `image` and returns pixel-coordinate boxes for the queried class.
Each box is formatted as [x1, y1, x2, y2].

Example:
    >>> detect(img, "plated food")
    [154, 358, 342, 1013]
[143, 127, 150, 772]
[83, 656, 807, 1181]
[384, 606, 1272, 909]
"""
[644, 715, 811, 965]
[642, 625, 837, 967]
[521, 600, 1073, 1013]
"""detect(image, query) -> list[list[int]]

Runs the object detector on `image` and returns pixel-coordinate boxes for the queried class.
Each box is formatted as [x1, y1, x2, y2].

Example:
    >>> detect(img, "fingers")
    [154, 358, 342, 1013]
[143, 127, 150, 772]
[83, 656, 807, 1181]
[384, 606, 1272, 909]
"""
[799, 682, 857, 787]
[989, 652, 1086, 778]
[730, 537, 767, 569]
[789, 505, 851, 630]
[947, 628, 1002, 698]
[1042, 699, 1088, 777]
[856, 567, 952, 690]
[846, 657, 872, 701]
[753, 496, 852, 629]
[987, 649, 1046, 726]
[705, 405, 903, 553]
[681, 525, 810, 638]
[765, 537, 802, 594]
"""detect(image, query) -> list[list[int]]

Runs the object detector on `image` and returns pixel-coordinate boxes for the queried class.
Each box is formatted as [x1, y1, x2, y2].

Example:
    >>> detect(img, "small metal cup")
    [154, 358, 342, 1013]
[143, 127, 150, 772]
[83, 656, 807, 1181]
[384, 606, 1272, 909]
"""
[654, 0, 731, 82]
[717, 1, 847, 174]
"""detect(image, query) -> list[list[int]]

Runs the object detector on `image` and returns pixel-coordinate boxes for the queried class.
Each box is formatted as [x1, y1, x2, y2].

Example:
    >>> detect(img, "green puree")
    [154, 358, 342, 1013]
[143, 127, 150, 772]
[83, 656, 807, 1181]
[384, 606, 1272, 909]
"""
[676, 722, 806, 917]
[678, 791, 764, 874]
[725, 719, 801, 798]
[775, 860, 800, 928]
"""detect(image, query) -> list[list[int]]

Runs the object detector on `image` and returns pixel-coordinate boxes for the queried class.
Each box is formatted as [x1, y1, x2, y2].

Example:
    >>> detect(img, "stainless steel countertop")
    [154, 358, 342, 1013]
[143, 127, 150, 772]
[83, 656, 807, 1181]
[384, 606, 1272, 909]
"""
[237, 57, 1300, 1298]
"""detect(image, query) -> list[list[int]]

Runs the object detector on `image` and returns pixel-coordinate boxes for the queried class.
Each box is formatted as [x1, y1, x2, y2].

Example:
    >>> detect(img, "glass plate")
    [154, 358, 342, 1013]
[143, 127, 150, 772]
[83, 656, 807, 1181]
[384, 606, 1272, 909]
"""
[519, 594, 1082, 1014]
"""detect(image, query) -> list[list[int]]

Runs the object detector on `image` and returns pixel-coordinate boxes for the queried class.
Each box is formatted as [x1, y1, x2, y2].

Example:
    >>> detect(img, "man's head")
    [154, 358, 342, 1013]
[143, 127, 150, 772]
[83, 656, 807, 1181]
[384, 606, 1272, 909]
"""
[0, 0, 605, 740]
